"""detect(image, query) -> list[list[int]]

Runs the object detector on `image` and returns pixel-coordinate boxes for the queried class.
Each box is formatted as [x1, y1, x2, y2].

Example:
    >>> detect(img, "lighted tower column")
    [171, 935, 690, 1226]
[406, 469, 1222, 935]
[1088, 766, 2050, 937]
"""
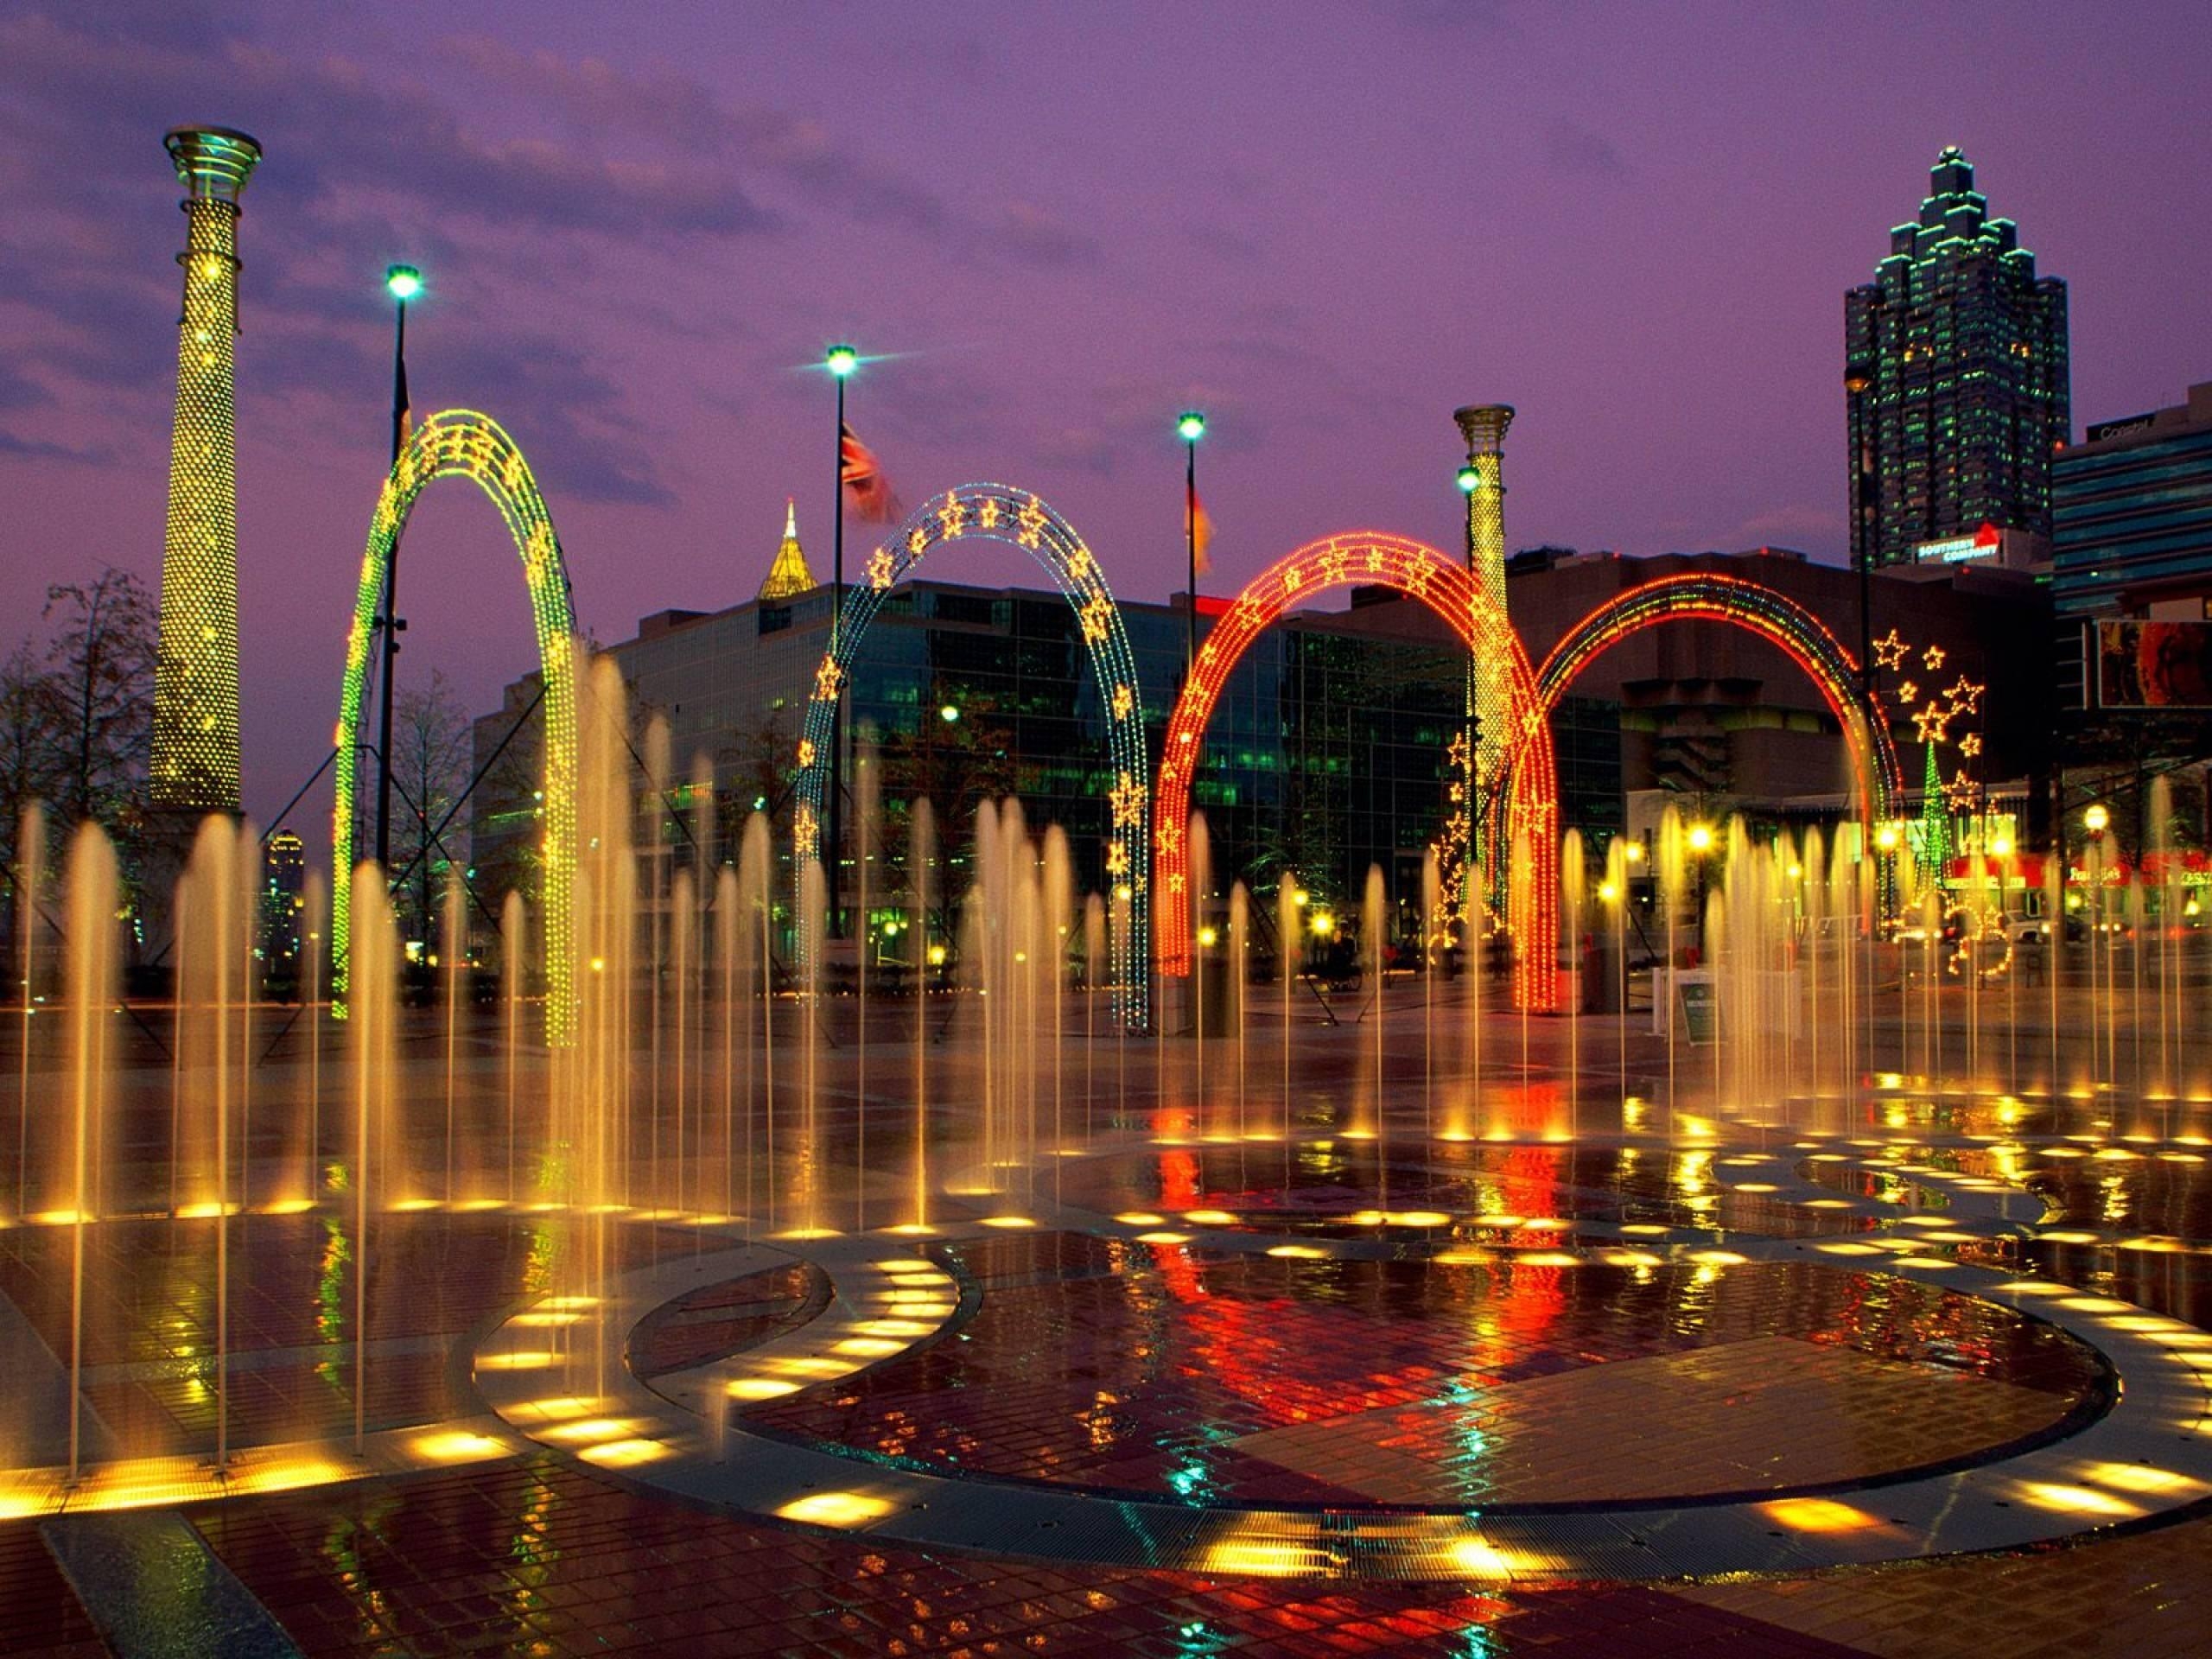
[151, 126, 262, 813]
[1453, 404, 1515, 868]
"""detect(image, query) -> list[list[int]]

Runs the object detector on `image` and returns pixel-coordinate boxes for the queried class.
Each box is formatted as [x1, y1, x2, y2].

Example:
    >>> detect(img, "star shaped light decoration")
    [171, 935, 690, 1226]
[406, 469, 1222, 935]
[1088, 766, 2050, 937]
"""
[1912, 700, 1954, 746]
[1880, 631, 1996, 874]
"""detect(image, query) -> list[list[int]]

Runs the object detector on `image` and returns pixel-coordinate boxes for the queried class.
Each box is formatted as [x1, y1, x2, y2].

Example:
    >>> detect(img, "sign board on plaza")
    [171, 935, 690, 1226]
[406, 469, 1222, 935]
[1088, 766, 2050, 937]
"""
[2095, 619, 2212, 709]
[1913, 522, 2005, 564]
[2087, 412, 2158, 443]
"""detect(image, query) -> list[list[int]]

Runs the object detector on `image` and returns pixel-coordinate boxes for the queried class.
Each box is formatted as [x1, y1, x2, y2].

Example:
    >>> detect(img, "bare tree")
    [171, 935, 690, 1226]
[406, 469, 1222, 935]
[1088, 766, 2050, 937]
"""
[716, 706, 794, 860]
[0, 641, 62, 975]
[41, 568, 155, 845]
[391, 670, 474, 946]
[0, 642, 62, 865]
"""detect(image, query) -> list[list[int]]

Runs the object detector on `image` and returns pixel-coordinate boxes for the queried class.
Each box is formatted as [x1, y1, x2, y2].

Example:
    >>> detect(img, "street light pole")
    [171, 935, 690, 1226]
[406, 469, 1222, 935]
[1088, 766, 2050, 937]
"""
[1847, 372, 1874, 694]
[827, 345, 858, 934]
[374, 264, 421, 876]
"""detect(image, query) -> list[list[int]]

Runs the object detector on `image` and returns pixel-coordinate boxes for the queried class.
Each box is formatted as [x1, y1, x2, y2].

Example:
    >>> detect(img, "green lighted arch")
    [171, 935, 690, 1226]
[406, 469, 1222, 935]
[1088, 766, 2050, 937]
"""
[793, 485, 1152, 1030]
[331, 410, 580, 1043]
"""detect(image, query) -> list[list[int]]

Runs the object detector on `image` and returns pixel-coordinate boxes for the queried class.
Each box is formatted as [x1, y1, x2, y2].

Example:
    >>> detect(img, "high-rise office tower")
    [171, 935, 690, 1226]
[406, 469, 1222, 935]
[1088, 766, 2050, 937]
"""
[1845, 147, 2068, 570]
[152, 126, 261, 811]
[758, 499, 818, 601]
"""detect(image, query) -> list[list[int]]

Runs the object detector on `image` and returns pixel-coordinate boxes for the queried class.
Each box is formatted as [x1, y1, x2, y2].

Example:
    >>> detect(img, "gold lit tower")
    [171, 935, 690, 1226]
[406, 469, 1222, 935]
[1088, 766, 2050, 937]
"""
[758, 498, 818, 601]
[1454, 404, 1515, 860]
[151, 126, 261, 812]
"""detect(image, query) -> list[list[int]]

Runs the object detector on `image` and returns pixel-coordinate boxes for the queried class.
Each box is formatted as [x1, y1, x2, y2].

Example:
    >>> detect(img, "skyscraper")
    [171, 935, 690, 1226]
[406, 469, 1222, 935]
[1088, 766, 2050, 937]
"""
[758, 498, 818, 601]
[152, 125, 261, 812]
[1845, 147, 2069, 570]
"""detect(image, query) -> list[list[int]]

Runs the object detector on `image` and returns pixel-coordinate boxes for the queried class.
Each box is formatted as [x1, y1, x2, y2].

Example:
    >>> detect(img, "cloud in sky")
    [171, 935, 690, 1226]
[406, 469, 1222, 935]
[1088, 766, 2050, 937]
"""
[1541, 118, 1630, 181]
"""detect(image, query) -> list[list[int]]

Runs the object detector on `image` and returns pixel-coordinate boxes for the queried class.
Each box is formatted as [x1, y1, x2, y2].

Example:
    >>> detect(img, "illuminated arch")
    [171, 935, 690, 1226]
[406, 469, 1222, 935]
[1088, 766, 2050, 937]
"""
[1532, 572, 1902, 827]
[332, 410, 580, 1043]
[793, 484, 1151, 1029]
[1154, 533, 1560, 1013]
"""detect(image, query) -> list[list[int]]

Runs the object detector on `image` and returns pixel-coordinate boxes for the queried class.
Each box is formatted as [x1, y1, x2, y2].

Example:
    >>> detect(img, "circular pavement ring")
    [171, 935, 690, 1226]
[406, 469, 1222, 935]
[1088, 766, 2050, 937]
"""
[470, 1137, 2212, 1585]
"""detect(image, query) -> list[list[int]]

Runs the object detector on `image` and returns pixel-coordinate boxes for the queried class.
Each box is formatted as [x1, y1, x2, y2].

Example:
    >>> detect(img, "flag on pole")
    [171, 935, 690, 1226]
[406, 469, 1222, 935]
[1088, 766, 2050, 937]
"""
[1185, 490, 1214, 576]
[840, 422, 899, 523]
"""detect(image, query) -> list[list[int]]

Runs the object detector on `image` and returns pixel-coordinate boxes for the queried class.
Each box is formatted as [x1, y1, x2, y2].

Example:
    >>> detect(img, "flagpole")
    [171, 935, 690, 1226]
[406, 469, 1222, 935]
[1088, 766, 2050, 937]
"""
[374, 263, 421, 875]
[827, 345, 858, 936]
[1178, 410, 1205, 685]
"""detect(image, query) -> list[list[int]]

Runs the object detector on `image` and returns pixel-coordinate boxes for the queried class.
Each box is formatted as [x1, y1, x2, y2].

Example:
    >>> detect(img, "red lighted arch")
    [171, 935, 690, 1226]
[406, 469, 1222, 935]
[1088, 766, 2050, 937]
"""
[1154, 533, 1560, 1013]
[1532, 572, 1902, 828]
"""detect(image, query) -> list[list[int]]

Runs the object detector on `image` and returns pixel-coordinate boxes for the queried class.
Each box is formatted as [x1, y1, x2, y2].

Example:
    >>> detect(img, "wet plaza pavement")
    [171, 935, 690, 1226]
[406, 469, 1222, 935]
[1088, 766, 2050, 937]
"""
[7, 1003, 2212, 1656]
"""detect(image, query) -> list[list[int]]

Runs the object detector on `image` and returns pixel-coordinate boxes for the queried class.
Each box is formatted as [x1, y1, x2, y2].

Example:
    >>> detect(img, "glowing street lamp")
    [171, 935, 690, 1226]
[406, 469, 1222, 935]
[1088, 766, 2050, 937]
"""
[826, 343, 859, 378]
[2082, 804, 2112, 946]
[1687, 823, 1715, 855]
[1310, 911, 1336, 938]
[385, 264, 422, 303]
[938, 702, 960, 723]
[1456, 462, 1480, 494]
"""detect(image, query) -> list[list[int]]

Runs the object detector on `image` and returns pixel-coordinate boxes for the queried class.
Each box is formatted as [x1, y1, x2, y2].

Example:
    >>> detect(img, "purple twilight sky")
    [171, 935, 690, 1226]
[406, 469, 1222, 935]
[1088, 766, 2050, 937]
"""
[2, 0, 2209, 822]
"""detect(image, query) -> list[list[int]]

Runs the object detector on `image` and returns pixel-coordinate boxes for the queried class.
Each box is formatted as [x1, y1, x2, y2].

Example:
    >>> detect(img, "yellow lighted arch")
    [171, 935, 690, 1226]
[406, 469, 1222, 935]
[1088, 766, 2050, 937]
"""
[331, 411, 580, 1043]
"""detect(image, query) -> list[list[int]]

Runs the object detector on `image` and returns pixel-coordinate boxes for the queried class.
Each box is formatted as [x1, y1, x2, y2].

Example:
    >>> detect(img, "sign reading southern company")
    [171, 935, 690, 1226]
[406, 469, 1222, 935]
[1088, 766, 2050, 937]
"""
[2087, 412, 2158, 444]
[1913, 521, 2003, 564]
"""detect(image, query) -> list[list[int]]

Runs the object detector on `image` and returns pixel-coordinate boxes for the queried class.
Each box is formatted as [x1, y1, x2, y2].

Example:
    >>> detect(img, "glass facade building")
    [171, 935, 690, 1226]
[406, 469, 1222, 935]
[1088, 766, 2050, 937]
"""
[470, 569, 1624, 922]
[1846, 148, 2069, 569]
[2051, 385, 2212, 620]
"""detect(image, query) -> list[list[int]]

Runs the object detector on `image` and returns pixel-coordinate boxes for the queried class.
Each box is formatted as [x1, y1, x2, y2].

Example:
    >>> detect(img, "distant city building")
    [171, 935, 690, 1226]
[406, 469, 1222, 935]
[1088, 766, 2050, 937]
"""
[2052, 382, 2212, 620]
[1846, 147, 2069, 570]
[472, 503, 1615, 918]
[757, 499, 817, 602]
[260, 829, 305, 963]
[470, 513, 2056, 925]
[470, 573, 1511, 918]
